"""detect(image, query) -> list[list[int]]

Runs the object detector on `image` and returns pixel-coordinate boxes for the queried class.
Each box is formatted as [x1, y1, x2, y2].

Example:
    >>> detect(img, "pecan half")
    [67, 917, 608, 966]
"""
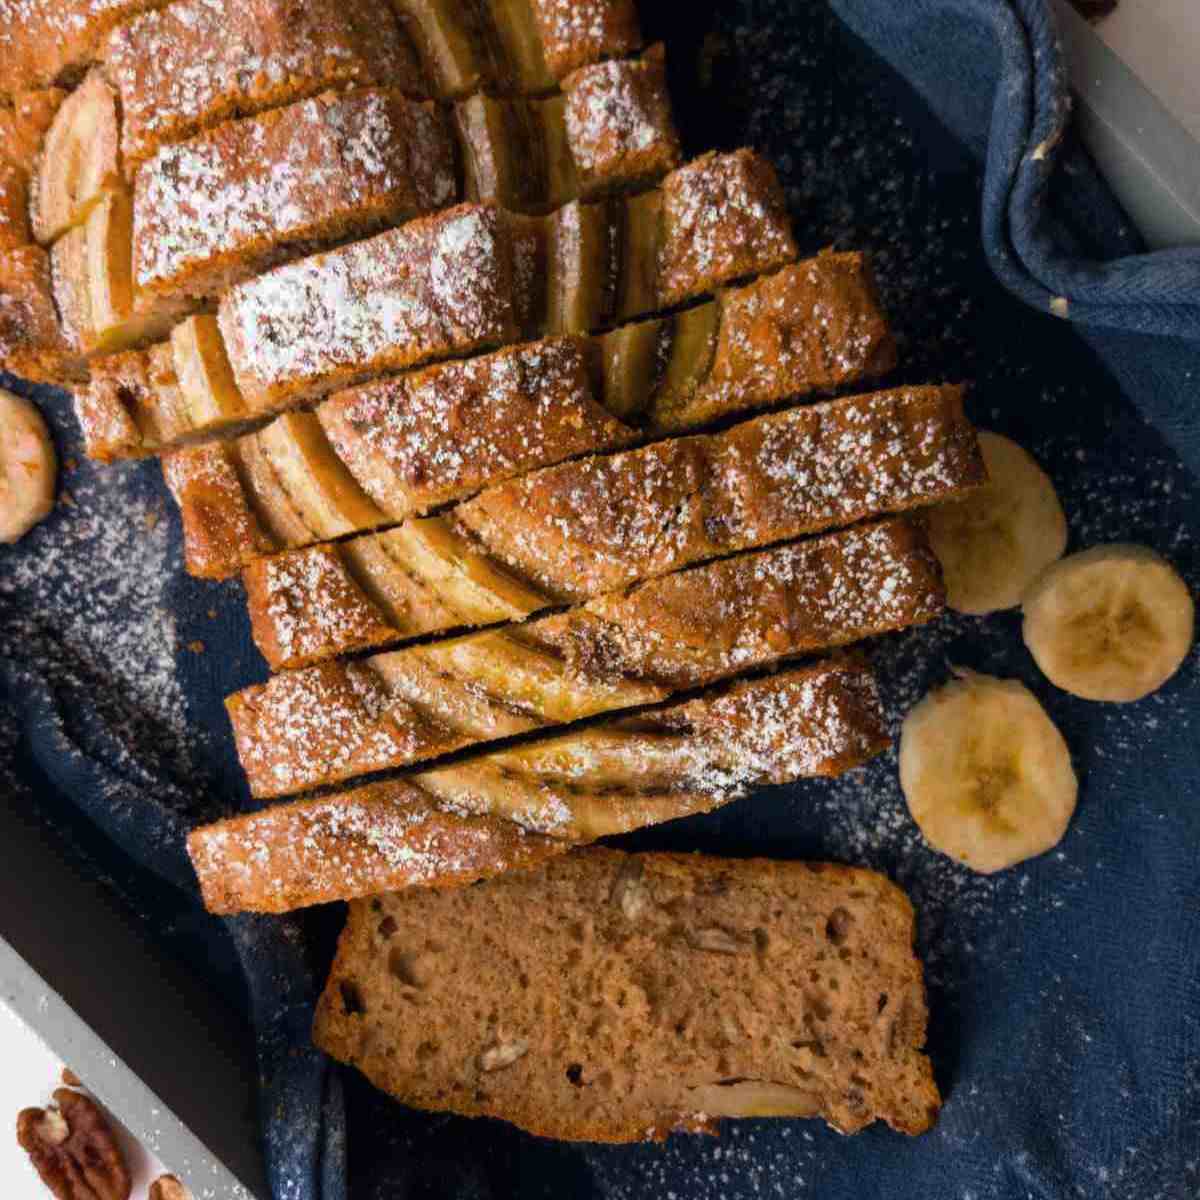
[150, 1176, 194, 1200]
[16, 1088, 131, 1200]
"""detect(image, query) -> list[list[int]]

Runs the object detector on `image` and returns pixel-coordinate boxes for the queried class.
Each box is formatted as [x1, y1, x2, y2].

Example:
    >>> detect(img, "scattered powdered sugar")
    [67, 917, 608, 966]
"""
[0, 434, 204, 795]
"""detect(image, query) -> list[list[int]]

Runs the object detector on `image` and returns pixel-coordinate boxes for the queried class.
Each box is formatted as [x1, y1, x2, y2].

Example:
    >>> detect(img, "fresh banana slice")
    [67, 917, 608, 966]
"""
[1023, 544, 1194, 702]
[899, 671, 1078, 874]
[925, 430, 1067, 615]
[0, 388, 57, 543]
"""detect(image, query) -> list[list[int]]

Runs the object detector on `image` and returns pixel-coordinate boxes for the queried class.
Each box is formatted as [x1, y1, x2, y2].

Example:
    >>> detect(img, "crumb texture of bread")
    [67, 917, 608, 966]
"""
[217, 203, 518, 413]
[453, 384, 983, 602]
[0, 243, 84, 382]
[103, 0, 422, 171]
[190, 659, 889, 911]
[313, 847, 941, 1140]
[132, 89, 457, 301]
[228, 517, 941, 798]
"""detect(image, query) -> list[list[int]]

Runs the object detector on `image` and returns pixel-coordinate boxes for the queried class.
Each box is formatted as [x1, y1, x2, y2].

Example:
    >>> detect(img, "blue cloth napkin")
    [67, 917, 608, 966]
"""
[1, 1, 1197, 1198]
[828, 0, 1200, 475]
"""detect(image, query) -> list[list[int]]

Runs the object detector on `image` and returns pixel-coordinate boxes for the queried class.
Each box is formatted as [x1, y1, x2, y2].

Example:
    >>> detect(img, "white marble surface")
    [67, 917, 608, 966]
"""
[1094, 0, 1200, 139]
[0, 1001, 169, 1199]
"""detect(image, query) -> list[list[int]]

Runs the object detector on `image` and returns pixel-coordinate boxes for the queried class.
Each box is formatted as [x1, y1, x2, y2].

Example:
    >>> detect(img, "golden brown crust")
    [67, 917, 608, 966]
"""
[161, 442, 275, 579]
[0, 163, 30, 252]
[453, 384, 984, 602]
[132, 89, 456, 303]
[192, 660, 888, 913]
[315, 336, 635, 519]
[0, 0, 165, 96]
[561, 44, 680, 197]
[0, 244, 84, 383]
[243, 517, 549, 669]
[169, 337, 633, 579]
[658, 149, 797, 307]
[187, 781, 568, 915]
[228, 517, 942, 799]
[314, 846, 940, 1141]
[530, 0, 643, 79]
[243, 543, 400, 671]
[217, 203, 519, 414]
[103, 0, 425, 172]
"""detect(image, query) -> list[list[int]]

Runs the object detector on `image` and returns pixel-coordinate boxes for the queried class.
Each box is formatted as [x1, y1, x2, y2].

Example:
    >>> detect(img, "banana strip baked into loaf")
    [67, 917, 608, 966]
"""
[71, 148, 795, 462]
[312, 847, 941, 1139]
[228, 517, 943, 798]
[0, 0, 668, 383]
[235, 383, 981, 661]
[188, 658, 889, 912]
[76, 244, 888, 467]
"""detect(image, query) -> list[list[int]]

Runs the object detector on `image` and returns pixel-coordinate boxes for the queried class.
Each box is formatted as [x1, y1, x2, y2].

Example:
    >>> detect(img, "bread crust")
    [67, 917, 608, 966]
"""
[132, 90, 456, 303]
[229, 517, 942, 798]
[454, 383, 983, 602]
[313, 847, 941, 1139]
[187, 781, 568, 915]
[529, 0, 643, 79]
[103, 0, 423, 172]
[0, 244, 85, 383]
[190, 659, 889, 911]
[217, 203, 518, 413]
[162, 336, 634, 578]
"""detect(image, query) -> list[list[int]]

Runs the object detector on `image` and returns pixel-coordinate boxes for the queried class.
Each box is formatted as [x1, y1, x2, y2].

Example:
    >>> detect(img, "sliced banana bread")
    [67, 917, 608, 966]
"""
[314, 848, 941, 1140]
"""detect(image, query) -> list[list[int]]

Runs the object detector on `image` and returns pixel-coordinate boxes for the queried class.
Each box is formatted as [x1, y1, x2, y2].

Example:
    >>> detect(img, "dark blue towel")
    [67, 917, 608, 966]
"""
[1, 1, 1197, 1198]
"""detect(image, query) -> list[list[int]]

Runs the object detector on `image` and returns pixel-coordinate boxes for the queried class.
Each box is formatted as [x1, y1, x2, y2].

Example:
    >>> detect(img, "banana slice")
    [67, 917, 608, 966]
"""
[1023, 544, 1194, 702]
[0, 388, 57, 543]
[925, 430, 1067, 615]
[899, 671, 1077, 874]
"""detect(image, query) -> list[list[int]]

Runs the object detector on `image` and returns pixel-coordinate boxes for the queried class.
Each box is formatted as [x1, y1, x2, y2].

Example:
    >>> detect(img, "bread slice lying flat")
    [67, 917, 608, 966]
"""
[313, 847, 941, 1140]
[188, 658, 887, 914]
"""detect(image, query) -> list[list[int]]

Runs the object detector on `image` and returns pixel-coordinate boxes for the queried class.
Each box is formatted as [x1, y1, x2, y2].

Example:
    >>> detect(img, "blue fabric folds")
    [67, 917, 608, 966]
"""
[828, 0, 1200, 476]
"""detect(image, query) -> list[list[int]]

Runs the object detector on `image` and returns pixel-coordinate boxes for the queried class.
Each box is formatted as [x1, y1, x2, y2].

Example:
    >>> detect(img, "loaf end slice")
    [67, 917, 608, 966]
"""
[314, 848, 941, 1140]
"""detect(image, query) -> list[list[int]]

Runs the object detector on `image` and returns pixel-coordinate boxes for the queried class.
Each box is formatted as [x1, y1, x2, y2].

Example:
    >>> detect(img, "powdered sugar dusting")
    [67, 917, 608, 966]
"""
[134, 90, 455, 296]
[218, 204, 513, 408]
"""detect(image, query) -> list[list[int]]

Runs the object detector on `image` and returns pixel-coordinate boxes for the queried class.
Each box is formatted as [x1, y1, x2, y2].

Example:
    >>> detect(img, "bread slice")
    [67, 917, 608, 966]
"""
[0, 0, 166, 97]
[188, 659, 889, 911]
[217, 202, 518, 414]
[242, 381, 975, 657]
[166, 276, 911, 584]
[607, 251, 897, 430]
[228, 517, 943, 798]
[0, 245, 86, 383]
[313, 846, 941, 1140]
[452, 383, 982, 603]
[132, 90, 456, 303]
[455, 45, 680, 214]
[161, 337, 635, 577]
[102, 0, 425, 174]
[530, 0, 642, 81]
